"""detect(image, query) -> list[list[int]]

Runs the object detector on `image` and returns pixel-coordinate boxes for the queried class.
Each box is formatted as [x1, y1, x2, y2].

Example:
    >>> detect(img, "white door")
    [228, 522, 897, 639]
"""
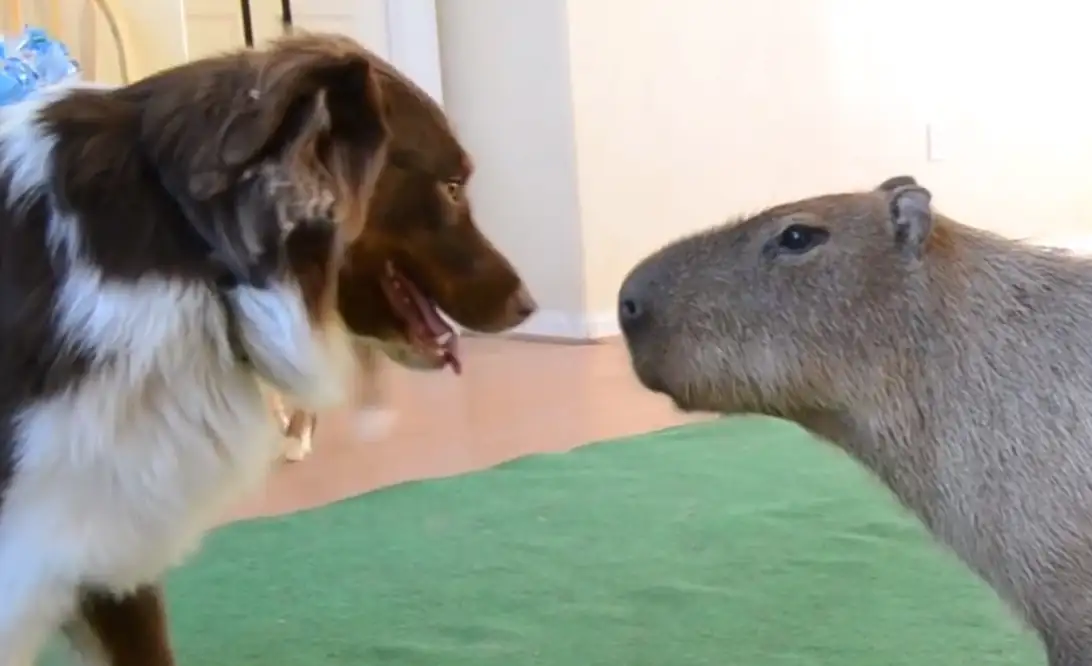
[183, 0, 391, 62]
[181, 0, 444, 104]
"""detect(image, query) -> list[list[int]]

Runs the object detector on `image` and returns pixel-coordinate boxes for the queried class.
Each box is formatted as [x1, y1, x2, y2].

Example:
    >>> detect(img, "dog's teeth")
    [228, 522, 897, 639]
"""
[436, 332, 453, 346]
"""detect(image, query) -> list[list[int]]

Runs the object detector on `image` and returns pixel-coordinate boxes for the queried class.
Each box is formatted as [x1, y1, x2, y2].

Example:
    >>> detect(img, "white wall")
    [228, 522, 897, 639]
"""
[437, 0, 1092, 339]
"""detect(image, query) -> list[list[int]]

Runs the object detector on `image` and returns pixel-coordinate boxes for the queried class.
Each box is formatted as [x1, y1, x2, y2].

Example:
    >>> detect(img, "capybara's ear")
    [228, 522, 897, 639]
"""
[886, 184, 934, 256]
[876, 175, 918, 192]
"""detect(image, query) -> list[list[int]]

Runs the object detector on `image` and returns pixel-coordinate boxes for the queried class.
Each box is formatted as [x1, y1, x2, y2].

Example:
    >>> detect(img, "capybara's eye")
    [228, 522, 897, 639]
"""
[777, 224, 829, 254]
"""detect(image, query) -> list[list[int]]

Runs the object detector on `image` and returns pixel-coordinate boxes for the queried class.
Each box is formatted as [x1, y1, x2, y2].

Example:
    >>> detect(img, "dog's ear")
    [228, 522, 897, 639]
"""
[184, 49, 387, 286]
[208, 52, 385, 192]
[177, 88, 346, 286]
[165, 162, 284, 288]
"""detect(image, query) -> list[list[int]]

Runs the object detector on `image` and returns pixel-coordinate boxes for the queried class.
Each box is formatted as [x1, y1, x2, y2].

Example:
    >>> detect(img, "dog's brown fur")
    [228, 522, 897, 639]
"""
[620, 176, 1092, 665]
[276, 44, 536, 460]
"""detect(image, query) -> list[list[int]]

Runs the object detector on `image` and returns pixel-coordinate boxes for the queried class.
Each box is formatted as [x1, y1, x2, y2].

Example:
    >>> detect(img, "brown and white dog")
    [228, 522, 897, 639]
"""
[0, 34, 391, 665]
[274, 49, 538, 462]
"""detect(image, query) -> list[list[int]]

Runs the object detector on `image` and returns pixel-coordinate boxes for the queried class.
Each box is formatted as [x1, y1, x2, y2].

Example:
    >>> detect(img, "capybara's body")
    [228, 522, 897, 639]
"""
[619, 176, 1092, 665]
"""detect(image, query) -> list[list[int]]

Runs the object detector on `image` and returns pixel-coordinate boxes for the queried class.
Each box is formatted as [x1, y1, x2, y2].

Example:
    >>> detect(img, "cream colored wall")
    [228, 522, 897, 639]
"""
[17, 0, 185, 84]
[100, 0, 187, 80]
[438, 0, 1092, 337]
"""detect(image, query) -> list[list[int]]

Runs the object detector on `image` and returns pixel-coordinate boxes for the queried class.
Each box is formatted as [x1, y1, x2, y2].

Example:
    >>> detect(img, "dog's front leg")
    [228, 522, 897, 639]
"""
[0, 538, 77, 666]
[0, 592, 71, 666]
[64, 585, 176, 666]
[282, 408, 317, 462]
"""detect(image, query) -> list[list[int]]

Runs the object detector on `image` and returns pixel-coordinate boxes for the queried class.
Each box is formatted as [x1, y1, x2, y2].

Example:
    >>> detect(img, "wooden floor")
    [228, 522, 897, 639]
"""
[230, 337, 707, 521]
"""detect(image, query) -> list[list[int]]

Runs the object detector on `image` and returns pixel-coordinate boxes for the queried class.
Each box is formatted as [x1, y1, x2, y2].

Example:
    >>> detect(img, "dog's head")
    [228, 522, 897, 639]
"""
[333, 56, 536, 373]
[127, 33, 390, 324]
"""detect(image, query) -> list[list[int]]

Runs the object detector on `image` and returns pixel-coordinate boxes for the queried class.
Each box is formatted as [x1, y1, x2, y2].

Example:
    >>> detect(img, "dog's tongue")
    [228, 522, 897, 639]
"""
[407, 285, 461, 374]
[407, 283, 449, 339]
[383, 263, 461, 374]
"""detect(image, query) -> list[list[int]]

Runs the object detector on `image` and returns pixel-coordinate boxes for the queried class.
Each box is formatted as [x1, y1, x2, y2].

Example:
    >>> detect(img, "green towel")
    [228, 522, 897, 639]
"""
[44, 417, 1041, 665]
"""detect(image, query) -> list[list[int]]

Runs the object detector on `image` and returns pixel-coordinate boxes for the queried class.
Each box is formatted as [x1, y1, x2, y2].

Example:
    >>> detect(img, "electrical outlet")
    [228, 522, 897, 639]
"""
[925, 123, 949, 162]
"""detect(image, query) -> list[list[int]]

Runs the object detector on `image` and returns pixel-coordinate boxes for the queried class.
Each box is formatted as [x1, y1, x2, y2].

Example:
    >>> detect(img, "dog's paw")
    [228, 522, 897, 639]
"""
[350, 406, 397, 443]
[275, 406, 291, 431]
[281, 430, 313, 462]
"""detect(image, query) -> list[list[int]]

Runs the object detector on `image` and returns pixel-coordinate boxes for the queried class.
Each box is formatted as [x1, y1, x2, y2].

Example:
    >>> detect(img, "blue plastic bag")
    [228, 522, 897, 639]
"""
[17, 26, 79, 85]
[0, 25, 80, 107]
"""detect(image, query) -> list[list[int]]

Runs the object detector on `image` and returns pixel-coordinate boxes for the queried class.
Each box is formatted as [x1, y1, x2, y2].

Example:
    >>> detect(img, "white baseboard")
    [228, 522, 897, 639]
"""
[1029, 234, 1092, 254]
[489, 308, 620, 342]
[584, 310, 621, 338]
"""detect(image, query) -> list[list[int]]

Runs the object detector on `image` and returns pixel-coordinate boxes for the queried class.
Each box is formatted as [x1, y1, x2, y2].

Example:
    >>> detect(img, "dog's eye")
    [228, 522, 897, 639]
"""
[442, 179, 464, 201]
[777, 224, 829, 254]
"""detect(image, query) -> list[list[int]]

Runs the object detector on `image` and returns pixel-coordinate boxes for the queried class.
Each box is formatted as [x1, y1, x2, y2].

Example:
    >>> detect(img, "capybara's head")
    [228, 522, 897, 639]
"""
[618, 176, 937, 418]
[336, 52, 535, 373]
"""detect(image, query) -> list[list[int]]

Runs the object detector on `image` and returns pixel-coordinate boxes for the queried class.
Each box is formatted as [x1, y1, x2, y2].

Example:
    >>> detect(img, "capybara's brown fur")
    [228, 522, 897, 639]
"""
[619, 176, 1092, 665]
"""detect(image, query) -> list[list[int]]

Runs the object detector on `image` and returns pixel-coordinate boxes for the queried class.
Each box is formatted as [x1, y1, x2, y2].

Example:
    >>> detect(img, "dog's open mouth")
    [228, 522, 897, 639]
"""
[380, 261, 462, 374]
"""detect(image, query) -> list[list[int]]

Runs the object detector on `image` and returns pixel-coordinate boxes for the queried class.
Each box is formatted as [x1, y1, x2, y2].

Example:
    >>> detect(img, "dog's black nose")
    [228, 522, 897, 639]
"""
[617, 281, 650, 337]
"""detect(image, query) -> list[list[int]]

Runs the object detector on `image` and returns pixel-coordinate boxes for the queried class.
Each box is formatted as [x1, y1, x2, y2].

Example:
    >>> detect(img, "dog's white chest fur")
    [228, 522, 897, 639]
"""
[0, 270, 288, 655]
[5, 344, 275, 588]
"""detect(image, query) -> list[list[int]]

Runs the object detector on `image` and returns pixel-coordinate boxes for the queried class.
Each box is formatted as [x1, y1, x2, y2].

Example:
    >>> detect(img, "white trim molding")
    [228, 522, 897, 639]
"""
[380, 3, 612, 344]
[384, 0, 445, 106]
[379, 2, 615, 344]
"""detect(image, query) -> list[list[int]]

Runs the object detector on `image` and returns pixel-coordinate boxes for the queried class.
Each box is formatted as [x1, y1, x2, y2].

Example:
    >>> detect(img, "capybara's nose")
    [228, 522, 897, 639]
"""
[617, 277, 650, 338]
